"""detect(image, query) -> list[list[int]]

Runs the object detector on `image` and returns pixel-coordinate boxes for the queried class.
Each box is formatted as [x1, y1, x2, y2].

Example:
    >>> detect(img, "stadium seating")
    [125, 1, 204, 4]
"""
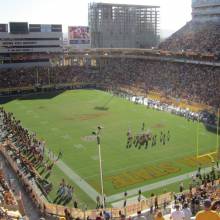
[0, 58, 219, 108]
[99, 59, 220, 108]
[159, 21, 220, 54]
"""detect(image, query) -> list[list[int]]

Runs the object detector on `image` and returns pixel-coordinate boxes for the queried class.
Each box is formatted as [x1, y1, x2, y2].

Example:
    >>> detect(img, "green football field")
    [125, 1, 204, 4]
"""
[1, 89, 218, 208]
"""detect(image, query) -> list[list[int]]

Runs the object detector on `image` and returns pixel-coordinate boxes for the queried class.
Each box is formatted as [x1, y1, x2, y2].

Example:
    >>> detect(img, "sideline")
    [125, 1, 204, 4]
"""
[106, 166, 213, 202]
[55, 159, 101, 202]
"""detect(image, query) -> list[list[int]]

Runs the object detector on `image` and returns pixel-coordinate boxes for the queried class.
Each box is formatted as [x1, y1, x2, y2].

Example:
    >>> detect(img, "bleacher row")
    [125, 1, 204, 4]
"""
[159, 21, 220, 54]
[0, 56, 219, 107]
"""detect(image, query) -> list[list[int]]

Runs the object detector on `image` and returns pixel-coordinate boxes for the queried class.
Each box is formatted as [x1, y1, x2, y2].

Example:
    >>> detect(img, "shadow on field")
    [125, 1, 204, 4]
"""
[18, 91, 64, 101]
[0, 97, 16, 105]
[0, 90, 65, 104]
[203, 123, 220, 135]
[201, 110, 220, 135]
[94, 106, 109, 111]
[94, 95, 114, 111]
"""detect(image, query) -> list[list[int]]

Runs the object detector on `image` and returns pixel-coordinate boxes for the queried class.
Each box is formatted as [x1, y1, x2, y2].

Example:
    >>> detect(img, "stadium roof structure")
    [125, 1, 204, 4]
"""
[89, 2, 160, 8]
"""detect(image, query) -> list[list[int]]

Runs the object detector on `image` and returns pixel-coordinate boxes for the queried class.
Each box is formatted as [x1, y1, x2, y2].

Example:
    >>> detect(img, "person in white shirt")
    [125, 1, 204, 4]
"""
[182, 203, 192, 220]
[133, 211, 147, 220]
[170, 204, 185, 220]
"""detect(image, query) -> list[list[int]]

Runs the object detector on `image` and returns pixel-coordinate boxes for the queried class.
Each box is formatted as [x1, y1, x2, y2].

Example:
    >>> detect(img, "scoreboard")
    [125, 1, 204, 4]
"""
[10, 22, 28, 34]
[0, 24, 8, 32]
[3, 22, 62, 34]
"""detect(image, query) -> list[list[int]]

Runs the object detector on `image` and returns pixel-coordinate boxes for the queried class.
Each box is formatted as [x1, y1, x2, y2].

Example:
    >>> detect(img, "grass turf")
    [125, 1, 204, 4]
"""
[1, 89, 217, 208]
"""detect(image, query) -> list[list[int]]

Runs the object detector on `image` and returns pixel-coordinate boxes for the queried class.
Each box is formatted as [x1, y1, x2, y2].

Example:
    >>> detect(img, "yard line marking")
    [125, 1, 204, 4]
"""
[51, 127, 59, 131]
[73, 144, 84, 149]
[61, 134, 71, 140]
[83, 148, 197, 180]
[40, 121, 48, 125]
[26, 110, 34, 114]
[91, 155, 99, 161]
[71, 146, 196, 176]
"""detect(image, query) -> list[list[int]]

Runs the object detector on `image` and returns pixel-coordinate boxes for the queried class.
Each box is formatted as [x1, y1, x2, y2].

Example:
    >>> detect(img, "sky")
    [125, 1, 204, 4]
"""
[0, 0, 192, 36]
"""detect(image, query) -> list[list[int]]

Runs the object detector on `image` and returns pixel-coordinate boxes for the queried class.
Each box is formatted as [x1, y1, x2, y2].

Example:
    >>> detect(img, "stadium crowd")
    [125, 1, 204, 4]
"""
[159, 21, 220, 54]
[168, 174, 220, 220]
[0, 55, 220, 220]
[0, 58, 219, 108]
[100, 59, 220, 108]
[0, 107, 75, 210]
[0, 65, 87, 88]
[0, 169, 17, 207]
[142, 166, 220, 220]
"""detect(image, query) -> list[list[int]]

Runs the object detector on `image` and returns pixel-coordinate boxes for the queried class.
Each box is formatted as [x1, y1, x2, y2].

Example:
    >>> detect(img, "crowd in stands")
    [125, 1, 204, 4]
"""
[0, 66, 86, 88]
[151, 165, 220, 220]
[0, 167, 23, 219]
[0, 169, 16, 207]
[101, 59, 220, 108]
[0, 58, 219, 108]
[174, 166, 220, 214]
[159, 21, 220, 54]
[0, 107, 75, 210]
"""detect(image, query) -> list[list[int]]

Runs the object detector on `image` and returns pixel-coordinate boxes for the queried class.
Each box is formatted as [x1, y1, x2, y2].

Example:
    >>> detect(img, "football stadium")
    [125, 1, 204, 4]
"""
[0, 0, 220, 220]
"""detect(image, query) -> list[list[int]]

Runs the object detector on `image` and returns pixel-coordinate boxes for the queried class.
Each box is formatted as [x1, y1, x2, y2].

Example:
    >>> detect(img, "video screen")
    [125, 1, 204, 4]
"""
[68, 26, 90, 41]
[0, 24, 7, 32]
[10, 22, 28, 34]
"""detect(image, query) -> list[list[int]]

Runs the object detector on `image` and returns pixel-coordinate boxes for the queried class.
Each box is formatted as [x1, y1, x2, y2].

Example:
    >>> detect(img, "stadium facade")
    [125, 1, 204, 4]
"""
[192, 0, 220, 22]
[89, 3, 160, 48]
[0, 22, 63, 68]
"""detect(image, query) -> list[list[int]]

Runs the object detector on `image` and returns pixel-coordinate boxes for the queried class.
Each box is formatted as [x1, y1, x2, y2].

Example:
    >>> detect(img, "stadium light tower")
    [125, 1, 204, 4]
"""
[96, 125, 105, 209]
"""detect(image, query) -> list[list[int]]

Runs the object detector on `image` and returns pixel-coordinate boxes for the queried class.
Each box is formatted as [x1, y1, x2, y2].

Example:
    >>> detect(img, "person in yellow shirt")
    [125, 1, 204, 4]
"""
[196, 199, 220, 220]
[154, 211, 165, 220]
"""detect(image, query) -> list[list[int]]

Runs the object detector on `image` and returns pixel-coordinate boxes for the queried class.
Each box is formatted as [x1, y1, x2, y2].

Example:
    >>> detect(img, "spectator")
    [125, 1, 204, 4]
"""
[154, 211, 165, 220]
[182, 203, 192, 220]
[170, 204, 185, 220]
[133, 211, 147, 220]
[195, 199, 220, 220]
